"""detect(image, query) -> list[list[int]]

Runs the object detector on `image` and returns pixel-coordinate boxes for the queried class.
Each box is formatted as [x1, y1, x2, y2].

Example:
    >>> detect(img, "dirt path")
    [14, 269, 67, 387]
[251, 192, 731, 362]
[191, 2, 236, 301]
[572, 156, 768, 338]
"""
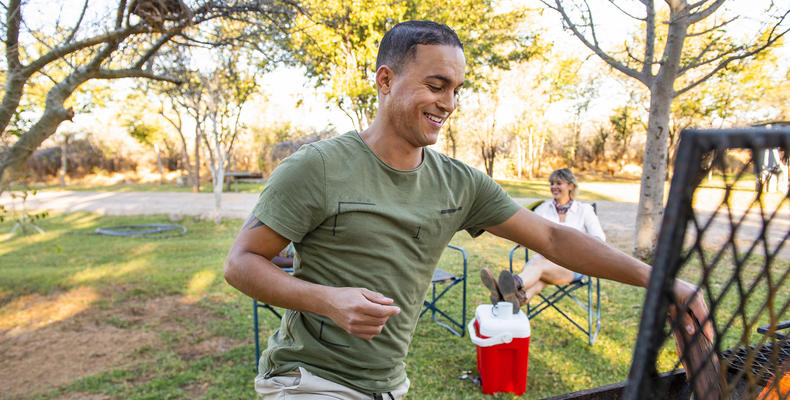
[1, 190, 787, 259]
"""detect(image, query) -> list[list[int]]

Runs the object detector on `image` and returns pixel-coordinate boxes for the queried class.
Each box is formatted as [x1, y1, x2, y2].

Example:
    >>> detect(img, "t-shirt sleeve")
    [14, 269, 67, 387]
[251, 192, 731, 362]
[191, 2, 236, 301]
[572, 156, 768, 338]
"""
[461, 169, 521, 237]
[252, 144, 326, 243]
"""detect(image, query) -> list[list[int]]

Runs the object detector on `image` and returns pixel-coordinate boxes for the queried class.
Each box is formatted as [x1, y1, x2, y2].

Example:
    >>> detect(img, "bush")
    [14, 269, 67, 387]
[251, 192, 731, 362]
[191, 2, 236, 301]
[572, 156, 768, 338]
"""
[26, 138, 137, 180]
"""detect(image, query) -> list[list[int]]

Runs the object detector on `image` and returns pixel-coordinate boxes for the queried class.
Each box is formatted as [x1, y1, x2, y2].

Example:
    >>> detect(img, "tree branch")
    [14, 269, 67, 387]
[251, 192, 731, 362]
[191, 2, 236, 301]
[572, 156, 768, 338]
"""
[545, 0, 646, 84]
[625, 42, 647, 65]
[94, 68, 183, 84]
[643, 0, 655, 76]
[132, 32, 177, 69]
[677, 38, 731, 76]
[675, 20, 789, 97]
[686, 15, 738, 37]
[608, 0, 646, 21]
[23, 23, 147, 75]
[5, 0, 20, 70]
[688, 0, 727, 25]
[116, 0, 127, 29]
[64, 0, 89, 43]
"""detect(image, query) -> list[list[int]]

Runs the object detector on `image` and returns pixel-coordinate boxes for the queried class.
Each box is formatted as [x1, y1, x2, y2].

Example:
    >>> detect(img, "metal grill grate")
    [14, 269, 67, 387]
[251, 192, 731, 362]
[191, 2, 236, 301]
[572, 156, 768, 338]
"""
[625, 127, 790, 400]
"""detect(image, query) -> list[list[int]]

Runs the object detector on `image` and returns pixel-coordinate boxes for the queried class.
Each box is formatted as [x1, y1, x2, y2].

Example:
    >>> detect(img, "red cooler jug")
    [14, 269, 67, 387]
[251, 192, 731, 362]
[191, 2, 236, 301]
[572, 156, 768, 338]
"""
[468, 302, 531, 395]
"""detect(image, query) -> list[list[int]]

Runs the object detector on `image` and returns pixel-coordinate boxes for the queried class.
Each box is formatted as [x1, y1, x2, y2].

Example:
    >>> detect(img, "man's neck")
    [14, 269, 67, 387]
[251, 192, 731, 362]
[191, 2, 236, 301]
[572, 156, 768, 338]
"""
[359, 122, 424, 171]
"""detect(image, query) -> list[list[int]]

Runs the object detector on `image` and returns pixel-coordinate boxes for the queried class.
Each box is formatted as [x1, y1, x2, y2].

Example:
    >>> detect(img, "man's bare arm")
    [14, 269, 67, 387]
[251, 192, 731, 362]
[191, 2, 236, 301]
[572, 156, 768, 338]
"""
[485, 208, 713, 340]
[223, 215, 400, 340]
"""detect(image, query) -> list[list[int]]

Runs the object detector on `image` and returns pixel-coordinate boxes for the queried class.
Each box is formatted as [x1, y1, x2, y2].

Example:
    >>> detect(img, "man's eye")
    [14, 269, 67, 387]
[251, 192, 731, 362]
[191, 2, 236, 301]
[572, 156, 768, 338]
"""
[428, 85, 441, 92]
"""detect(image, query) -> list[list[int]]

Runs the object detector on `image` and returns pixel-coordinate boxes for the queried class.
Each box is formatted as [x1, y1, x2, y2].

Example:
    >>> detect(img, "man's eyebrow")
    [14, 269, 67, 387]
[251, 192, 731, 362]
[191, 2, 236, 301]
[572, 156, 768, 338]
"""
[425, 74, 465, 87]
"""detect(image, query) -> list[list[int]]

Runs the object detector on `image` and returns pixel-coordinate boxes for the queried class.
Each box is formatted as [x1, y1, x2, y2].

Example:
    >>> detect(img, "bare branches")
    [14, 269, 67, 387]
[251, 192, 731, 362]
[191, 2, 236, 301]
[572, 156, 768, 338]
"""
[688, 0, 727, 25]
[132, 32, 177, 69]
[25, 23, 147, 75]
[608, 0, 646, 21]
[676, 38, 724, 75]
[675, 13, 790, 97]
[544, 0, 646, 84]
[686, 15, 738, 37]
[64, 0, 89, 43]
[94, 68, 182, 84]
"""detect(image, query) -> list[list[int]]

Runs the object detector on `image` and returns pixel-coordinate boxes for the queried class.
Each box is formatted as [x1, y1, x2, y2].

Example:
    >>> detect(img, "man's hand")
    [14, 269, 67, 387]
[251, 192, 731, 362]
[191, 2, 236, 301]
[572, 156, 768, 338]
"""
[323, 287, 401, 340]
[672, 279, 714, 342]
[670, 279, 723, 399]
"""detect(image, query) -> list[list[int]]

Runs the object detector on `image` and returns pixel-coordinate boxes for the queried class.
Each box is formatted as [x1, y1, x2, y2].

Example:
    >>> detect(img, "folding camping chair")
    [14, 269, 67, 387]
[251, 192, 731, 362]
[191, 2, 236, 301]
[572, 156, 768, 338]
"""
[509, 200, 601, 345]
[420, 244, 468, 337]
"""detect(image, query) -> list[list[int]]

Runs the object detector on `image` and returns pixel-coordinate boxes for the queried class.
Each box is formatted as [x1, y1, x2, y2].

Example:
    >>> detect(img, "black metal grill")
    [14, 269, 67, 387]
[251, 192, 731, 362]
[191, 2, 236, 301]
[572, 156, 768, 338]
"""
[624, 127, 790, 400]
[721, 334, 789, 386]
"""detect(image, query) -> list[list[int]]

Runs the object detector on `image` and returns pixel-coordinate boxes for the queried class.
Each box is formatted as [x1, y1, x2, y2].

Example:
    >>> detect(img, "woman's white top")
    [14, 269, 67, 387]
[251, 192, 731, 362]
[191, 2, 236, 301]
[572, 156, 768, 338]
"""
[533, 199, 606, 242]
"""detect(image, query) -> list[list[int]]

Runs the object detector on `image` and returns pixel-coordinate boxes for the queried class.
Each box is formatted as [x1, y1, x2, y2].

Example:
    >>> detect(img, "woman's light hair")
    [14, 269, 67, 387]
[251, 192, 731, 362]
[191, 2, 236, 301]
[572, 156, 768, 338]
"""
[548, 168, 579, 199]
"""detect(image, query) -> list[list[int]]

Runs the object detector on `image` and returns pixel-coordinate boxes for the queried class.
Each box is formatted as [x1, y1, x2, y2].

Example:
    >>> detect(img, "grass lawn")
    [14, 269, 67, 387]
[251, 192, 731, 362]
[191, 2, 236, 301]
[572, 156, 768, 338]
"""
[1, 202, 784, 398]
[0, 212, 674, 400]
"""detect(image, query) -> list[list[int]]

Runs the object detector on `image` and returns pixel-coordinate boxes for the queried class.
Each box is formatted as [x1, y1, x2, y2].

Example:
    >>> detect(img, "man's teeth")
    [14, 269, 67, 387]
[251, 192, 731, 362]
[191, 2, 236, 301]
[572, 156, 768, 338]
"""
[426, 114, 442, 123]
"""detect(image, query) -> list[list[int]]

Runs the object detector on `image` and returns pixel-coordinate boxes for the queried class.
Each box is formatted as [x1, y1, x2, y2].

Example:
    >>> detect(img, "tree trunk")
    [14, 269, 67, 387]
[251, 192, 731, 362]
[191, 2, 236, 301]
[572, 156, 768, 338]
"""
[445, 122, 458, 158]
[482, 145, 496, 177]
[210, 113, 224, 224]
[177, 132, 191, 186]
[59, 135, 69, 188]
[633, 8, 689, 260]
[192, 127, 201, 193]
[0, 86, 75, 190]
[516, 135, 523, 179]
[0, 72, 27, 136]
[154, 143, 164, 184]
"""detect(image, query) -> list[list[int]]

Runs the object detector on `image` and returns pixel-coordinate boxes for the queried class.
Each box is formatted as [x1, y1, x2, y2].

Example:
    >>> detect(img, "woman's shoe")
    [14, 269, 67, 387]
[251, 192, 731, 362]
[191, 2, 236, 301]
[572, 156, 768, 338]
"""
[480, 268, 503, 305]
[498, 270, 527, 314]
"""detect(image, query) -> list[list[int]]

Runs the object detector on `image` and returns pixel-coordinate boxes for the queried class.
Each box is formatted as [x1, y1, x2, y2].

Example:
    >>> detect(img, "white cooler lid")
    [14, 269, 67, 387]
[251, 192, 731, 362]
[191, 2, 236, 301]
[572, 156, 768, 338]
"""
[475, 303, 531, 338]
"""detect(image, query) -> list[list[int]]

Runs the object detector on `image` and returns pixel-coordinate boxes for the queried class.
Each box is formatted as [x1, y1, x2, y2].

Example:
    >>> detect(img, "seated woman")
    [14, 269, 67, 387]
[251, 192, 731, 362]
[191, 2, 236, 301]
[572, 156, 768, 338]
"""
[482, 168, 605, 311]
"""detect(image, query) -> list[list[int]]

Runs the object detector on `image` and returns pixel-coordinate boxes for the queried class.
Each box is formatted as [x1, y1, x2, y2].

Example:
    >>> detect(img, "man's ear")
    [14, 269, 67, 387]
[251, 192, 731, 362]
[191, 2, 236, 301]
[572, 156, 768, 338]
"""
[376, 65, 395, 95]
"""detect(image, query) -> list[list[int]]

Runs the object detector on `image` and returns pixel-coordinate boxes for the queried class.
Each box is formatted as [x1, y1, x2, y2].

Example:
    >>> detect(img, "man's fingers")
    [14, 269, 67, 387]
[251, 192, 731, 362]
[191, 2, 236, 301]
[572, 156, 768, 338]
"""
[360, 288, 401, 317]
[361, 288, 394, 305]
[690, 297, 715, 342]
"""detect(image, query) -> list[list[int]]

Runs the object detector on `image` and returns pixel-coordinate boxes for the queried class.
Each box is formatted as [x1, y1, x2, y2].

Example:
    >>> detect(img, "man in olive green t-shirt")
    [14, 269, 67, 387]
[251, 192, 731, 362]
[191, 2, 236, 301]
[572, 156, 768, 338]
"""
[224, 20, 711, 399]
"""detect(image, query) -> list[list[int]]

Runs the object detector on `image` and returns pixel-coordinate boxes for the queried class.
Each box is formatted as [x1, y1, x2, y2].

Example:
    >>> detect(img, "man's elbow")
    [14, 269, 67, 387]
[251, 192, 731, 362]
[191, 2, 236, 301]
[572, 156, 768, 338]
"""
[223, 252, 243, 288]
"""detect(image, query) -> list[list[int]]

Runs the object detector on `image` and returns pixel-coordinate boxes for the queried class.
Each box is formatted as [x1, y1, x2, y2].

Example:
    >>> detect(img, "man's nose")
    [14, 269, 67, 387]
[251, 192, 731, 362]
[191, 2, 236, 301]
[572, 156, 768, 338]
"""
[437, 90, 456, 113]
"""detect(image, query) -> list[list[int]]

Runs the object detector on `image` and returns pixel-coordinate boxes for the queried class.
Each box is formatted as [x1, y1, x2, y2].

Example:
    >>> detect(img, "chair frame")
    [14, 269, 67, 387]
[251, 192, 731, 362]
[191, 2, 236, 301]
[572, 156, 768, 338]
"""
[510, 199, 602, 345]
[420, 244, 468, 337]
[253, 266, 293, 372]
[509, 245, 601, 345]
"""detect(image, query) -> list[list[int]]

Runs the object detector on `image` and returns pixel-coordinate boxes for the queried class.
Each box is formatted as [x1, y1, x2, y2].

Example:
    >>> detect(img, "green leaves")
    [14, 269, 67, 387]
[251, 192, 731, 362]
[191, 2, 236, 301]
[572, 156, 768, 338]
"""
[281, 0, 545, 130]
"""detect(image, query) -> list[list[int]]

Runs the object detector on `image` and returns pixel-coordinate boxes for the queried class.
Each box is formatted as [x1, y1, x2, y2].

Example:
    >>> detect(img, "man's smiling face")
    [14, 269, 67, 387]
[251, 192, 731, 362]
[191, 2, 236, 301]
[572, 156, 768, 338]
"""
[384, 44, 465, 148]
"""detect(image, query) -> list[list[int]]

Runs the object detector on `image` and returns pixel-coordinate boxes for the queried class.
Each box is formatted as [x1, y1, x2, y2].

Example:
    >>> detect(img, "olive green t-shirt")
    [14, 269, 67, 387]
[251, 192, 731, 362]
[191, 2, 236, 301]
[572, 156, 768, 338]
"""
[253, 131, 520, 393]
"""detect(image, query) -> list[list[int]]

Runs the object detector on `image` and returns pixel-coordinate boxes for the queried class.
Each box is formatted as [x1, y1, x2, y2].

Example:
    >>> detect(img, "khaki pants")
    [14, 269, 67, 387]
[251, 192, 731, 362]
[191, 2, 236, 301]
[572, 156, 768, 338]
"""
[255, 367, 410, 399]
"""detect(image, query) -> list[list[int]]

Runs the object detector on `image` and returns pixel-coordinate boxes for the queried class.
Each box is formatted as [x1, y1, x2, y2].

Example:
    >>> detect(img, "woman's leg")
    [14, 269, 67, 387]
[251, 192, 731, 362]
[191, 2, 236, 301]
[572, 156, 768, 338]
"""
[517, 257, 576, 302]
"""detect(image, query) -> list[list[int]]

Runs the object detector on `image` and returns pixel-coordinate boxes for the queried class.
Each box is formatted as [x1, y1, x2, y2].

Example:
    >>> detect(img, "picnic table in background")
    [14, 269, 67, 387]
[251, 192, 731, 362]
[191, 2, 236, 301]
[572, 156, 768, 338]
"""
[224, 171, 264, 192]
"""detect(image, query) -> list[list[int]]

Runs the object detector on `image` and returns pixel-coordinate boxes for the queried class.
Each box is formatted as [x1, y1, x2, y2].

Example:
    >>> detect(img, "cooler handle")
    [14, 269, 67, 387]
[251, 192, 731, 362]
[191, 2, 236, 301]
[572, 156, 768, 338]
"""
[467, 320, 513, 347]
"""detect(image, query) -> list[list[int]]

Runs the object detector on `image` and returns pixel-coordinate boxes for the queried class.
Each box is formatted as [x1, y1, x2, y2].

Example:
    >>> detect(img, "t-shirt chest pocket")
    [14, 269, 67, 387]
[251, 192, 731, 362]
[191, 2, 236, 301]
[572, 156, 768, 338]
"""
[324, 201, 459, 245]
[327, 201, 378, 238]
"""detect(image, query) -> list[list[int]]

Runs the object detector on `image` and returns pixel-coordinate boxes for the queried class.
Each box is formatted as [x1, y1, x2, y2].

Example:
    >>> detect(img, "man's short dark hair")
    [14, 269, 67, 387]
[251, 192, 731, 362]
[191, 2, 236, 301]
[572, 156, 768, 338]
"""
[376, 20, 463, 72]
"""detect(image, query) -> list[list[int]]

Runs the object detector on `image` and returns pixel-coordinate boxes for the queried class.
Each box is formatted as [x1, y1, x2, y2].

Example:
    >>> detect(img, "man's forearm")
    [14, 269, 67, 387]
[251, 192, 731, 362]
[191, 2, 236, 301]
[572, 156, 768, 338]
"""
[224, 252, 332, 315]
[541, 223, 652, 288]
